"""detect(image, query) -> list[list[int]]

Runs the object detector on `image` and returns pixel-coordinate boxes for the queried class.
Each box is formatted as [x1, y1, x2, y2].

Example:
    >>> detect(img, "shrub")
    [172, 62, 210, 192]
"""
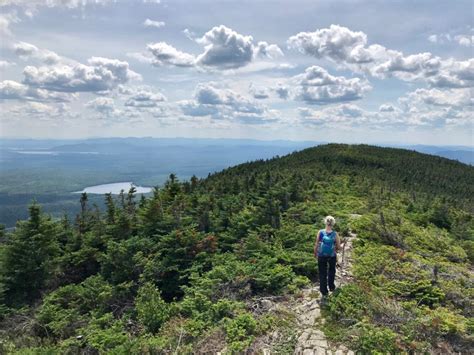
[353, 321, 399, 353]
[326, 284, 371, 324]
[224, 312, 257, 352]
[78, 313, 130, 353]
[135, 282, 170, 334]
[36, 275, 115, 339]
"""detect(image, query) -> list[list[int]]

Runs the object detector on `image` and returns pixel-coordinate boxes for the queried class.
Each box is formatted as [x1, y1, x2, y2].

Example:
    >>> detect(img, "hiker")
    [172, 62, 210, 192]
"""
[314, 216, 342, 297]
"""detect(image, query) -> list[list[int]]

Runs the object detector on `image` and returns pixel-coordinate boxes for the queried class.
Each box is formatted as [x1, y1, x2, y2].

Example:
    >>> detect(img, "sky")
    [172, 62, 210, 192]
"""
[0, 0, 472, 145]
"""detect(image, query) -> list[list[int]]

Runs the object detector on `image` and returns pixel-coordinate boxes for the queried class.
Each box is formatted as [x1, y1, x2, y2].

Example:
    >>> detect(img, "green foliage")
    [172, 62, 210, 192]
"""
[326, 284, 371, 324]
[353, 321, 399, 354]
[135, 282, 170, 334]
[77, 312, 129, 353]
[1, 144, 473, 353]
[36, 275, 116, 339]
[101, 236, 153, 284]
[1, 203, 60, 306]
[224, 312, 258, 352]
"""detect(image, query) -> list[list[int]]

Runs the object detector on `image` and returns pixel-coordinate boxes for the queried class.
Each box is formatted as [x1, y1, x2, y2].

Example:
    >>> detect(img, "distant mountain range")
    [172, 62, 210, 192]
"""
[2, 137, 472, 164]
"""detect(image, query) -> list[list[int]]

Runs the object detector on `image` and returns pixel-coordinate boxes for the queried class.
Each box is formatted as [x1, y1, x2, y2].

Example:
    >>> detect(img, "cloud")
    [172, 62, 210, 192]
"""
[249, 84, 269, 99]
[288, 25, 474, 88]
[0, 80, 75, 102]
[397, 88, 472, 127]
[126, 51, 154, 64]
[379, 104, 395, 112]
[428, 32, 473, 47]
[13, 41, 38, 56]
[122, 87, 167, 108]
[7, 101, 70, 120]
[13, 41, 61, 65]
[86, 97, 117, 115]
[298, 104, 373, 128]
[398, 87, 472, 109]
[292, 65, 371, 104]
[195, 25, 254, 69]
[147, 25, 283, 70]
[288, 24, 368, 63]
[0, 11, 20, 36]
[143, 19, 165, 28]
[298, 86, 471, 129]
[428, 34, 439, 43]
[1, 0, 161, 12]
[427, 58, 474, 88]
[24, 102, 65, 115]
[274, 83, 289, 99]
[454, 35, 473, 47]
[147, 42, 196, 67]
[298, 103, 408, 129]
[180, 82, 279, 124]
[183, 28, 196, 41]
[22, 57, 141, 92]
[254, 41, 284, 59]
[0, 60, 16, 69]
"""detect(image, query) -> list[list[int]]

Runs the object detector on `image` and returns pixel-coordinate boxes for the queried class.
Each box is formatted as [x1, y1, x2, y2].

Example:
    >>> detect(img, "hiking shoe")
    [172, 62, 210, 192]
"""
[320, 294, 329, 306]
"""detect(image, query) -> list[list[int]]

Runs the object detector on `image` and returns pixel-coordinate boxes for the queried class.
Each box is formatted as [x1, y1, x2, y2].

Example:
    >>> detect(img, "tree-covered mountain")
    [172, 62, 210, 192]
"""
[0, 144, 473, 353]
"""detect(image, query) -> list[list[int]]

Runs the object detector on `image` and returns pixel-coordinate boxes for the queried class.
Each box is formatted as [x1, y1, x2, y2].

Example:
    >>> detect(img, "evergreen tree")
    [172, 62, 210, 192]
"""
[1, 203, 59, 305]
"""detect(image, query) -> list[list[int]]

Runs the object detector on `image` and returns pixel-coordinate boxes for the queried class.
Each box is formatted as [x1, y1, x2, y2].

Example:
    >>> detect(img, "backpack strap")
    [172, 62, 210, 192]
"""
[319, 229, 325, 241]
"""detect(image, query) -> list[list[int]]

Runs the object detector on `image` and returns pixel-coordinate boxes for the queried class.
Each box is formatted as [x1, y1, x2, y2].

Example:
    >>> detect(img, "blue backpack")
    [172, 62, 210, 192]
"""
[318, 230, 336, 257]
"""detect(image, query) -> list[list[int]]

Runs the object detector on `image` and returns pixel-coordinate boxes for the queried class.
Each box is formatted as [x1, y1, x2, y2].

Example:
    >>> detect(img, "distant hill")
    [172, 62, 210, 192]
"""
[434, 150, 473, 165]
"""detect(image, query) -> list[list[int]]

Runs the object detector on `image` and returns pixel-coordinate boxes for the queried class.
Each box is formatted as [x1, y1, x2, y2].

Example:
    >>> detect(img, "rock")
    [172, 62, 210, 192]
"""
[347, 351, 355, 355]
[310, 330, 325, 340]
[261, 299, 273, 310]
[303, 349, 315, 355]
[338, 345, 348, 352]
[305, 340, 324, 348]
[313, 339, 328, 348]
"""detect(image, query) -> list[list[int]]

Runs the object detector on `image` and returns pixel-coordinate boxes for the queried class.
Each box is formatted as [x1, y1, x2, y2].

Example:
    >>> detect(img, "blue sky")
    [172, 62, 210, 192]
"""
[0, 0, 472, 145]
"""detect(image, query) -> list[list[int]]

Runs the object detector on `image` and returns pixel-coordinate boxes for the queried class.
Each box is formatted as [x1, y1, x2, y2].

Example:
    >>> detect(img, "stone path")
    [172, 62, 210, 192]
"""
[292, 233, 357, 355]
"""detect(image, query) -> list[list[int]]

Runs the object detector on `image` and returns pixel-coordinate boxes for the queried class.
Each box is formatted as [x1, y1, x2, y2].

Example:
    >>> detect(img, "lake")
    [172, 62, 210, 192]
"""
[74, 182, 153, 194]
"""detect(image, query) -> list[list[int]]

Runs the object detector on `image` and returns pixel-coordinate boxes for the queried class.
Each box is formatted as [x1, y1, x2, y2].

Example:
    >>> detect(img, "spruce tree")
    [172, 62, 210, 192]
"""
[1, 203, 59, 306]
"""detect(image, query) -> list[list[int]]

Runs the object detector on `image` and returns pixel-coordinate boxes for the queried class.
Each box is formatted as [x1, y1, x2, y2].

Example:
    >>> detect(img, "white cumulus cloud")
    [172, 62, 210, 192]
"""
[146, 25, 283, 70]
[292, 65, 371, 105]
[143, 19, 165, 28]
[288, 25, 474, 88]
[22, 57, 141, 92]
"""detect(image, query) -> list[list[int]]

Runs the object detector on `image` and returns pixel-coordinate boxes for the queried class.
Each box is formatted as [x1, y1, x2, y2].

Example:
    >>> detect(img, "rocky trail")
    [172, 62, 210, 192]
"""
[292, 233, 357, 355]
[253, 232, 358, 355]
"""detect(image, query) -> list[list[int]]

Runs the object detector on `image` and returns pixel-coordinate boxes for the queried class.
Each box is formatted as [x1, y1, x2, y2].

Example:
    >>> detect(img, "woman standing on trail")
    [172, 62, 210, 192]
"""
[314, 216, 342, 297]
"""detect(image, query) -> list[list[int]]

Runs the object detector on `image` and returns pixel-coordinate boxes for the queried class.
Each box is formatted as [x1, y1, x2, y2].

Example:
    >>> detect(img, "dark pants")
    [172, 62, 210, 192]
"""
[318, 256, 337, 295]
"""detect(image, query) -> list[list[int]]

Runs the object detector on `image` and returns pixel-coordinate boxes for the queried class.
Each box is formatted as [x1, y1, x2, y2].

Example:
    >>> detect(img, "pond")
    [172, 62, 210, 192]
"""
[73, 182, 153, 194]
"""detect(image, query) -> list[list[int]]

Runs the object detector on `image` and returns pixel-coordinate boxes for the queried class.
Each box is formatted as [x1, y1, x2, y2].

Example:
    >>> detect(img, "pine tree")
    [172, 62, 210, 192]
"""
[1, 203, 59, 305]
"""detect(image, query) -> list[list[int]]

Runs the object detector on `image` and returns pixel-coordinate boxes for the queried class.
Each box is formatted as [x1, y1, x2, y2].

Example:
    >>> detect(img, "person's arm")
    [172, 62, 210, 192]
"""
[314, 231, 320, 257]
[335, 233, 342, 252]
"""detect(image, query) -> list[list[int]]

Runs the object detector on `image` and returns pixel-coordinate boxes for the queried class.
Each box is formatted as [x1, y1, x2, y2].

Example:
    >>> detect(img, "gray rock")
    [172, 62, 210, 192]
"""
[261, 299, 274, 310]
